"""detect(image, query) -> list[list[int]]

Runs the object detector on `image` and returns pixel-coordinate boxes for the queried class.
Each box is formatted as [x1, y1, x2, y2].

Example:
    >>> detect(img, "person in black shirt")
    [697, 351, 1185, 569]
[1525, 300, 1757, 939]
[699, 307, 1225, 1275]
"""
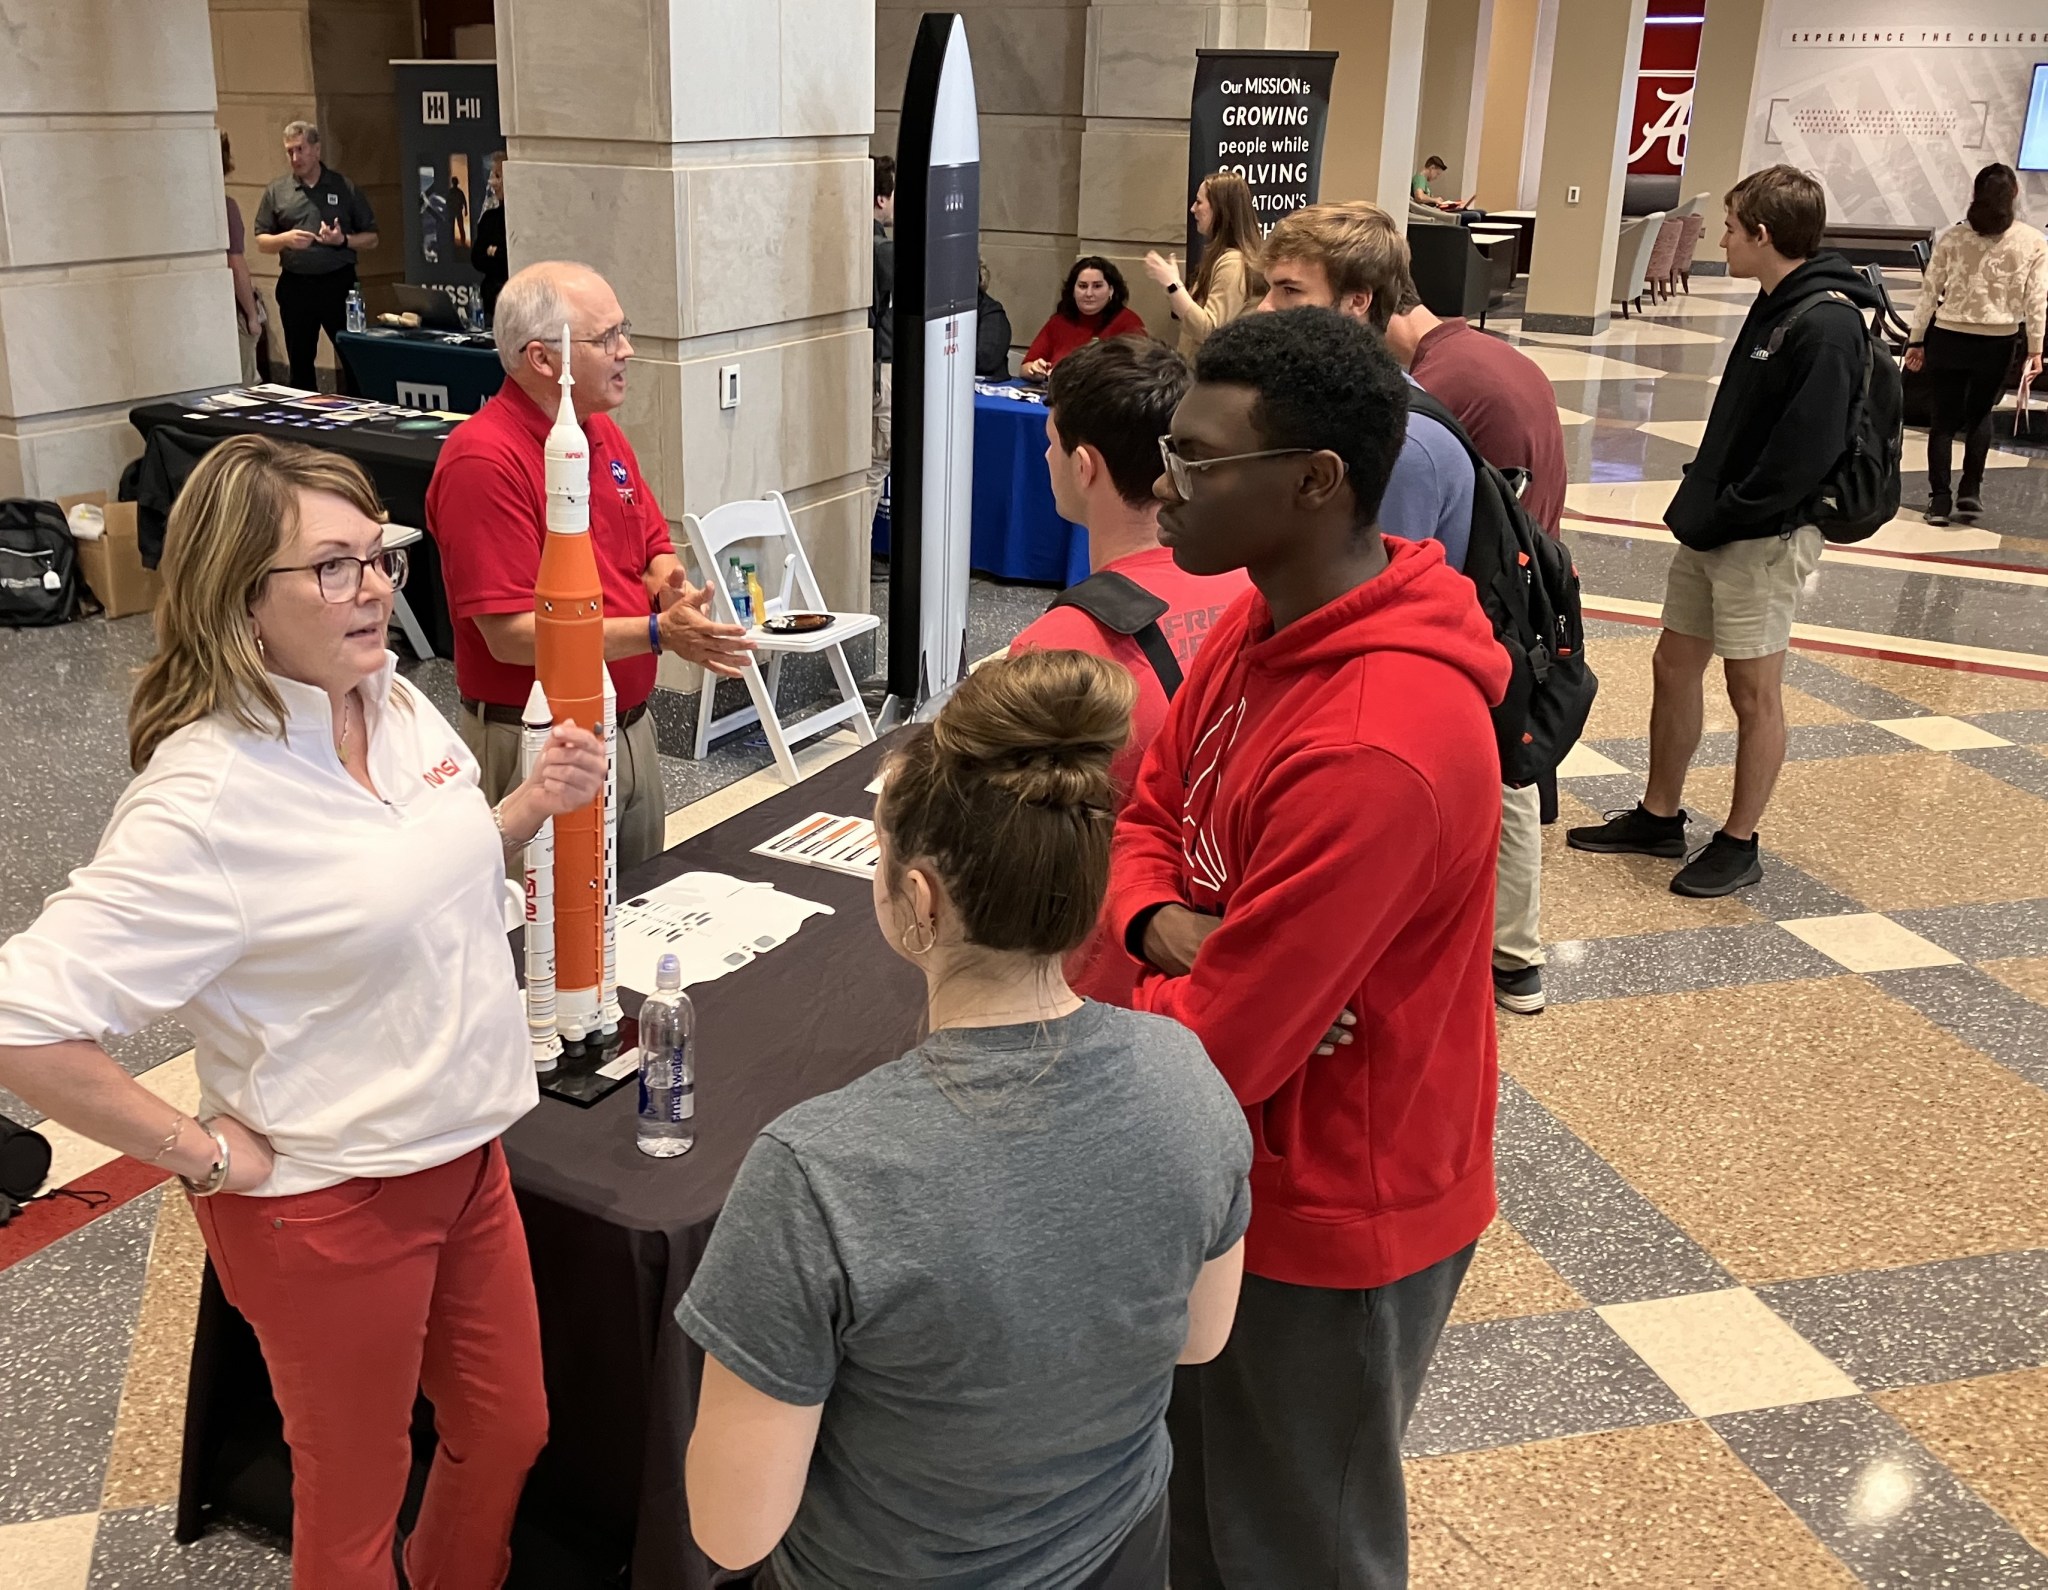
[471, 152, 510, 321]
[253, 120, 379, 390]
[976, 258, 1013, 380]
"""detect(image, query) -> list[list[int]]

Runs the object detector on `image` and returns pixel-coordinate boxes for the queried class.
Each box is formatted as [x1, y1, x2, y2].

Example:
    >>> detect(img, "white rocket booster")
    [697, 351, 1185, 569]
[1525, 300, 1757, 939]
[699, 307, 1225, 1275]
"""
[520, 680, 563, 1073]
[600, 665, 621, 1035]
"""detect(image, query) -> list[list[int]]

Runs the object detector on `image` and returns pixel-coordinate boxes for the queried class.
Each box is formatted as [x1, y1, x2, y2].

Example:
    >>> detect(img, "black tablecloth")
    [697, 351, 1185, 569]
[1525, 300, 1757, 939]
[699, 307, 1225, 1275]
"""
[337, 329, 505, 415]
[177, 741, 924, 1587]
[129, 397, 458, 657]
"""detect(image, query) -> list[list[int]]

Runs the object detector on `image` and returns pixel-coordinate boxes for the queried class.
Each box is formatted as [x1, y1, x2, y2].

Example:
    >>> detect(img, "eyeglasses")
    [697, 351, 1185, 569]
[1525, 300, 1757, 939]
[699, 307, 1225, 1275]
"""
[268, 547, 410, 604]
[1157, 436, 1321, 501]
[555, 322, 633, 356]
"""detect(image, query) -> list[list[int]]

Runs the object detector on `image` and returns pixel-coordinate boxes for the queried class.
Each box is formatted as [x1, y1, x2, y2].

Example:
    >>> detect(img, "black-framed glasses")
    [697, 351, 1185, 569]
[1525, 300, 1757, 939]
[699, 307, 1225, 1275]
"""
[268, 547, 409, 604]
[1157, 436, 1322, 501]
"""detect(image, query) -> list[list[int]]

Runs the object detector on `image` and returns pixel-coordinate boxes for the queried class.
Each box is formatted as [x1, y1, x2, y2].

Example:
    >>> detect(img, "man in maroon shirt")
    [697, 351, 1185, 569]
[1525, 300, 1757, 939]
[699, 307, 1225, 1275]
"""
[427, 261, 753, 868]
[1384, 289, 1567, 536]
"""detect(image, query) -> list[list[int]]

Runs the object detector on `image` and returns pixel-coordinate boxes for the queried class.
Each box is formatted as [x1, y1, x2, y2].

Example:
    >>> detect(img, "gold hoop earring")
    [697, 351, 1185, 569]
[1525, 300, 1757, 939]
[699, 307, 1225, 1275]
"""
[901, 920, 936, 957]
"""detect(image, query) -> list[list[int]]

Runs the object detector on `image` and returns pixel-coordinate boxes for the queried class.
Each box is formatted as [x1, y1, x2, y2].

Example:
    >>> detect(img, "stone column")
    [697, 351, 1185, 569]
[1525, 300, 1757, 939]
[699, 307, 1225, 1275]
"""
[495, 0, 874, 645]
[1522, 0, 1647, 334]
[1680, 0, 1767, 271]
[0, 0, 240, 499]
[1078, 1, 1314, 337]
[1312, 0, 1427, 218]
[1413, 0, 1494, 206]
[875, 1, 1088, 370]
[1473, 0, 1541, 209]
[211, 0, 413, 375]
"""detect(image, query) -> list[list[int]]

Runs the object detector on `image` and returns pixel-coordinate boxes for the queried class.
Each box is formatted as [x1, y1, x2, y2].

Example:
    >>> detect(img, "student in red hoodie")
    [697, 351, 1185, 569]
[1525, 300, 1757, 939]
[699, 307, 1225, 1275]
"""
[1104, 307, 1509, 1588]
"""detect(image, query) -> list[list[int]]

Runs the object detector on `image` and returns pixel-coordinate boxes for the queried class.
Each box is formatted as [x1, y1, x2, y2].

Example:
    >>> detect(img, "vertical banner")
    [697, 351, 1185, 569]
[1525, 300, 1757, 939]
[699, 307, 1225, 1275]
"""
[1628, 3, 1703, 185]
[884, 14, 980, 718]
[392, 61, 503, 316]
[1185, 49, 1338, 266]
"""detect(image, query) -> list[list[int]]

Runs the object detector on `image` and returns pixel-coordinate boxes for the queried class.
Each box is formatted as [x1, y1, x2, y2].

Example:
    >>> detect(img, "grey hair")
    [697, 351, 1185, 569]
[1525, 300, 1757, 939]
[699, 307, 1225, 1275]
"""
[283, 120, 321, 145]
[491, 264, 583, 373]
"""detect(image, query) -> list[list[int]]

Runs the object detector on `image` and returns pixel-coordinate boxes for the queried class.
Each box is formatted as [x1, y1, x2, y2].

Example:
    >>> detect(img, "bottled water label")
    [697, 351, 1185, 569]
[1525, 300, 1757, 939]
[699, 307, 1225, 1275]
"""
[639, 1070, 694, 1121]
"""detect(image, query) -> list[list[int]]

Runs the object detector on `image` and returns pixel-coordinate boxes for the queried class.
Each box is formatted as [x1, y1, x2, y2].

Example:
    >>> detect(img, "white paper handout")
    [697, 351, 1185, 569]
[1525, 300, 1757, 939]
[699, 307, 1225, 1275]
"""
[753, 813, 881, 878]
[614, 870, 834, 995]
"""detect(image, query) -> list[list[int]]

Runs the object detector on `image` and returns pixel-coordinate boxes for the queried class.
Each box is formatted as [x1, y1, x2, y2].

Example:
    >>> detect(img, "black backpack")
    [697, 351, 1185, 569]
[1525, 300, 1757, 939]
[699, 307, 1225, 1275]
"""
[0, 499, 86, 628]
[1407, 392, 1598, 787]
[1049, 570, 1184, 699]
[1769, 291, 1903, 544]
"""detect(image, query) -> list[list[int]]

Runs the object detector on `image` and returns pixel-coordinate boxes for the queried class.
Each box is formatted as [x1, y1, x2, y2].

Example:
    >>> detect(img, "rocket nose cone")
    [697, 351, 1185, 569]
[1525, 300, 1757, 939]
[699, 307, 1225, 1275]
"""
[523, 680, 552, 725]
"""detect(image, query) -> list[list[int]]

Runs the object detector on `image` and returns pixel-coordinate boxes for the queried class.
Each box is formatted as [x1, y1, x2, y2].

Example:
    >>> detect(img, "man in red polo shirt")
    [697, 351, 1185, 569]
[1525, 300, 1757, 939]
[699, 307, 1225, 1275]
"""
[427, 260, 753, 869]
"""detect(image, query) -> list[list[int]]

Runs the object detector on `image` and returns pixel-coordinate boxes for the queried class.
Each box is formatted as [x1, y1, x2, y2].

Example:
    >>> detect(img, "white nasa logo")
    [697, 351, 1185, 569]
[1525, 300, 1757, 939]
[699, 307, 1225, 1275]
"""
[422, 90, 450, 125]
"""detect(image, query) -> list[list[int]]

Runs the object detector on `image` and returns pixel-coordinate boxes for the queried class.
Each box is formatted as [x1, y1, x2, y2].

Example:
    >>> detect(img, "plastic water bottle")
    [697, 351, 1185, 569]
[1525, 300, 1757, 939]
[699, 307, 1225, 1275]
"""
[637, 954, 696, 1158]
[345, 286, 366, 333]
[727, 560, 753, 625]
[467, 291, 485, 334]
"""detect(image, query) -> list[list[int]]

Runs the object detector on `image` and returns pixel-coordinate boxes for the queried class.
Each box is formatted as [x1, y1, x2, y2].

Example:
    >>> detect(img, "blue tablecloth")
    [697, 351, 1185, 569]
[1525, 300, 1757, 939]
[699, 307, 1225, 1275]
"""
[873, 384, 1091, 586]
[336, 329, 505, 415]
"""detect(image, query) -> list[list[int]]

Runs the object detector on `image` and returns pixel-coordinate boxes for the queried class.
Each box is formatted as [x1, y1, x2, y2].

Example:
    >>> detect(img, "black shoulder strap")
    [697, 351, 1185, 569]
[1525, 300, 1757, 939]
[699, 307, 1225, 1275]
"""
[1050, 570, 1184, 700]
[1764, 290, 1865, 356]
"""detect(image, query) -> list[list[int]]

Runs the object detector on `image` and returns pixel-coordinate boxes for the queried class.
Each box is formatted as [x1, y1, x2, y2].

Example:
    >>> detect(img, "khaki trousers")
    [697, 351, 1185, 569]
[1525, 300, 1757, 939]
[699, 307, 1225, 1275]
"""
[1494, 781, 1545, 973]
[459, 702, 666, 873]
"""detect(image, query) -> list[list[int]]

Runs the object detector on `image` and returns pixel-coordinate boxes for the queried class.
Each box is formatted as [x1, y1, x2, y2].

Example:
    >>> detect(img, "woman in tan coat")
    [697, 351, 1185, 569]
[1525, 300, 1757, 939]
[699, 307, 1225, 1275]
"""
[1145, 171, 1263, 359]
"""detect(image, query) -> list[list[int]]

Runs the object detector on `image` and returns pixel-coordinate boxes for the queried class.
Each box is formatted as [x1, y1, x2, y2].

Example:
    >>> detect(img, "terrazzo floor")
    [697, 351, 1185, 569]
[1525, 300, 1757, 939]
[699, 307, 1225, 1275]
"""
[5, 266, 2048, 1586]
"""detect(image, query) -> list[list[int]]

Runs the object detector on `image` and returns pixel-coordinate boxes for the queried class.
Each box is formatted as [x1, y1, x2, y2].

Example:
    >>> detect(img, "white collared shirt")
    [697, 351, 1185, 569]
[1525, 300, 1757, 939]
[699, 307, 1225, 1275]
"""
[0, 656, 537, 1195]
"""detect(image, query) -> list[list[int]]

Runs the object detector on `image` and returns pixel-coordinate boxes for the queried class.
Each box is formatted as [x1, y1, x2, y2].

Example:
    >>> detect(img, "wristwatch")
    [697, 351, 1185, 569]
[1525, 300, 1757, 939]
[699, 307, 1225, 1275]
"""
[180, 1120, 233, 1198]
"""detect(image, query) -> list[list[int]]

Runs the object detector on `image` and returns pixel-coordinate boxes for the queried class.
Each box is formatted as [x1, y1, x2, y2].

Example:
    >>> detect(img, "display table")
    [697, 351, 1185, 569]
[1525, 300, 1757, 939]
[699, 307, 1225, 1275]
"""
[129, 396, 459, 657]
[337, 328, 505, 415]
[175, 742, 924, 1588]
[874, 383, 1091, 586]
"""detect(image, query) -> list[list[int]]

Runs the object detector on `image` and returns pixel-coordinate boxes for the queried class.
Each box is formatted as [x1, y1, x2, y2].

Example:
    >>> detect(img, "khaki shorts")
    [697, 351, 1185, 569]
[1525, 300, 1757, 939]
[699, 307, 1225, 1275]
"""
[1662, 528, 1824, 660]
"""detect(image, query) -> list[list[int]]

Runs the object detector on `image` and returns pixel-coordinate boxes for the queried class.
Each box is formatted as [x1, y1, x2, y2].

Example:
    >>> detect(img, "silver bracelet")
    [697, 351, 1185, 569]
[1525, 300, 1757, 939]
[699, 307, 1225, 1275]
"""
[180, 1120, 232, 1198]
[492, 798, 519, 852]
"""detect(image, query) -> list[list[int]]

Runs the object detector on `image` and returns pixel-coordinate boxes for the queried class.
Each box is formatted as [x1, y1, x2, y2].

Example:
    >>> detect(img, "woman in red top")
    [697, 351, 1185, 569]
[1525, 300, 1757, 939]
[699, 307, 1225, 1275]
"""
[1021, 256, 1148, 377]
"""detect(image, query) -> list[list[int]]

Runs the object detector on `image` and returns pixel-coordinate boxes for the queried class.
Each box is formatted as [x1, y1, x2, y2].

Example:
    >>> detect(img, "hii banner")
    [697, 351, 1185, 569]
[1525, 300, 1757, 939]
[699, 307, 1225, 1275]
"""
[1185, 49, 1337, 263]
[392, 60, 502, 315]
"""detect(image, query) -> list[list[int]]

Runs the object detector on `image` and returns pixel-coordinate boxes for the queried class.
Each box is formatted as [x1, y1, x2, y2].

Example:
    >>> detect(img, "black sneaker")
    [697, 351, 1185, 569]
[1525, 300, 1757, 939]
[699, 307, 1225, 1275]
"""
[1925, 495, 1952, 527]
[1494, 965, 1546, 1016]
[1955, 496, 1983, 523]
[1670, 831, 1763, 897]
[1566, 803, 1689, 857]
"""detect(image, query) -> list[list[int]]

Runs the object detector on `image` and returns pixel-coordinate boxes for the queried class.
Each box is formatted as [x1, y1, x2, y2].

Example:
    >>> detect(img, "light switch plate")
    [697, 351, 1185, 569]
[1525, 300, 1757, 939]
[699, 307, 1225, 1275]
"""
[719, 366, 741, 410]
[1566, 185, 1582, 205]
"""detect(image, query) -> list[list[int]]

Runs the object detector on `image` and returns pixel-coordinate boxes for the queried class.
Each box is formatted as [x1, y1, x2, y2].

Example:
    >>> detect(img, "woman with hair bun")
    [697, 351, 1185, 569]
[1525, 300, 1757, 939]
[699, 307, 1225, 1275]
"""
[679, 649, 1252, 1590]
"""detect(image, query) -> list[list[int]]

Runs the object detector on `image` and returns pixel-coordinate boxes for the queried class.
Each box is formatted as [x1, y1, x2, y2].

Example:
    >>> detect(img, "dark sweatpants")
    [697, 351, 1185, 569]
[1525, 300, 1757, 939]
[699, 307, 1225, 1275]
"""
[276, 265, 356, 391]
[1168, 1244, 1476, 1589]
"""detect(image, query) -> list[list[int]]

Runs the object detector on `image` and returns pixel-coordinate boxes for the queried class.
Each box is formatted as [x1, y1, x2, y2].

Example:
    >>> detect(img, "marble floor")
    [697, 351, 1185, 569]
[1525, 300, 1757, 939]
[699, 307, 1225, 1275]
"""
[4, 268, 2048, 1586]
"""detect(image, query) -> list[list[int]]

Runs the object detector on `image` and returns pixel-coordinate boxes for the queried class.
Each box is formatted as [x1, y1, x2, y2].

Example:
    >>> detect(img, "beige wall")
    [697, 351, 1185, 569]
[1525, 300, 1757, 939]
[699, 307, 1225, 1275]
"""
[498, 0, 875, 666]
[0, 0, 240, 498]
[1313, 0, 1427, 217]
[1523, 0, 1647, 333]
[1412, 0, 1492, 203]
[1682, 0, 1767, 266]
[875, 1, 1089, 365]
[1473, 0, 1540, 210]
[211, 0, 414, 374]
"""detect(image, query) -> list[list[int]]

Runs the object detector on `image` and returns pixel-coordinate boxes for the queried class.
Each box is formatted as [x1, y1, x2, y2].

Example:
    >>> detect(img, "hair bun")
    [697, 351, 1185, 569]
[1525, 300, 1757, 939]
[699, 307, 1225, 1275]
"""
[929, 651, 1135, 810]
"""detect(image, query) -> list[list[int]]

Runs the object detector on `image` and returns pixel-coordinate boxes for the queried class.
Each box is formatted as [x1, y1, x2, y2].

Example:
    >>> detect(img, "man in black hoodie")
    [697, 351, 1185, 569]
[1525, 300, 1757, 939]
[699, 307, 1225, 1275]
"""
[1570, 165, 1880, 897]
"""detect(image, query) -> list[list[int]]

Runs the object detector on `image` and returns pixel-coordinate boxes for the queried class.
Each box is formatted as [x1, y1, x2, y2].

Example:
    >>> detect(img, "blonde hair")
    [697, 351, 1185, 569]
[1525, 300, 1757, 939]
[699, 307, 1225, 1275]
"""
[128, 436, 387, 770]
[1261, 201, 1412, 331]
[877, 650, 1134, 959]
[1192, 171, 1266, 305]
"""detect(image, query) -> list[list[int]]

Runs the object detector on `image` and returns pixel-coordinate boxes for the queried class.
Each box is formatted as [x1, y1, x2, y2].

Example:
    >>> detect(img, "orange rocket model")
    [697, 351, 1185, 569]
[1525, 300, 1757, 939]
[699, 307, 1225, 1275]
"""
[533, 325, 607, 1045]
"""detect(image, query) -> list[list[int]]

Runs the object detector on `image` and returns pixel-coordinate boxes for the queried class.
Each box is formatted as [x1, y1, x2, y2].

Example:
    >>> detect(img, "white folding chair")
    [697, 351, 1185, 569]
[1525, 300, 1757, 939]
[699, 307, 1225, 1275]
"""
[681, 492, 879, 783]
[382, 523, 435, 661]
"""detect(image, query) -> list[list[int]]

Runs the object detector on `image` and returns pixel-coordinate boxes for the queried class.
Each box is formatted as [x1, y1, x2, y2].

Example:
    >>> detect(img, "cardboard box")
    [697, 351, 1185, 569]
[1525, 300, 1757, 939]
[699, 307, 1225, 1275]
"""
[57, 492, 160, 620]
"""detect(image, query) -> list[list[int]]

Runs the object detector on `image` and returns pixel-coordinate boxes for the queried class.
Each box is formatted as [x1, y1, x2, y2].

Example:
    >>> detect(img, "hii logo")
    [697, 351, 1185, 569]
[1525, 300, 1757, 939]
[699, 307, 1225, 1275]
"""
[943, 191, 964, 214]
[422, 90, 450, 125]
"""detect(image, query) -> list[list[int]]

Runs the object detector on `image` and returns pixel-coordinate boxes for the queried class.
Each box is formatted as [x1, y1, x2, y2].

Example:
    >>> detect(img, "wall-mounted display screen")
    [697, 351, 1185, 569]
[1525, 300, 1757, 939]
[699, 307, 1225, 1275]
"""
[2021, 64, 2048, 172]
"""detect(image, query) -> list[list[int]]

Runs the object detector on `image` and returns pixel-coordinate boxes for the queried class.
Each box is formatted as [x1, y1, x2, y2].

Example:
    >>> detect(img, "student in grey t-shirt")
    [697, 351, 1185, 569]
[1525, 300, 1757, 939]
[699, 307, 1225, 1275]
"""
[679, 652, 1253, 1590]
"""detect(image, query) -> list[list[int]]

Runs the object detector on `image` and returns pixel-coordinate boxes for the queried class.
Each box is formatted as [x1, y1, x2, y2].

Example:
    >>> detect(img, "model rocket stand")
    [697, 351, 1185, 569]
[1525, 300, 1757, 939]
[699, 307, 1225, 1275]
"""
[522, 324, 623, 1081]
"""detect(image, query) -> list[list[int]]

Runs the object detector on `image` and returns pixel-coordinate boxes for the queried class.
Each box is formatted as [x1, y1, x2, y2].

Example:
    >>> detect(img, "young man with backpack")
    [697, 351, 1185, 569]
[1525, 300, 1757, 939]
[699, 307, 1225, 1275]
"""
[1259, 200, 1597, 1014]
[1569, 165, 1891, 897]
[1105, 308, 1506, 1588]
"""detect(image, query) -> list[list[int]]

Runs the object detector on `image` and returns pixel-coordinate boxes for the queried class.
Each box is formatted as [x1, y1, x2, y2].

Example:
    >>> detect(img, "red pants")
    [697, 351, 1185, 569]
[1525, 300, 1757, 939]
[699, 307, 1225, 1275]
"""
[192, 1142, 548, 1590]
